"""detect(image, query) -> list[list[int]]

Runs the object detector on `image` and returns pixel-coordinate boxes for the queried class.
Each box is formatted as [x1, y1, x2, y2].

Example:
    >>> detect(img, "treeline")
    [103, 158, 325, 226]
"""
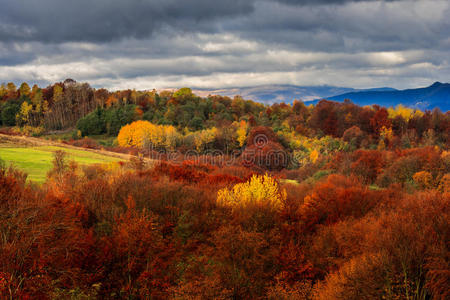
[1, 80, 448, 149]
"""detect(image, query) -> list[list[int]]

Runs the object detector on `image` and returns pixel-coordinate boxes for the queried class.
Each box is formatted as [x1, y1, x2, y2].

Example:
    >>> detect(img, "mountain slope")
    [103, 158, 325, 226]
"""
[193, 85, 395, 104]
[323, 82, 449, 111]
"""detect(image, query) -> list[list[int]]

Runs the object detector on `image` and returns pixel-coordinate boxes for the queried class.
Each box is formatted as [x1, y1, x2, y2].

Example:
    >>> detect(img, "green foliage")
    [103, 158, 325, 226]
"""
[173, 87, 193, 98]
[76, 107, 106, 136]
[76, 105, 137, 136]
[104, 105, 137, 135]
[1, 100, 21, 126]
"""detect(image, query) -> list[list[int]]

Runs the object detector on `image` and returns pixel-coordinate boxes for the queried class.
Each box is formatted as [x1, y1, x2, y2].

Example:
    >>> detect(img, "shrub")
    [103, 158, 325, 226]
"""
[14, 125, 45, 136]
[217, 173, 286, 212]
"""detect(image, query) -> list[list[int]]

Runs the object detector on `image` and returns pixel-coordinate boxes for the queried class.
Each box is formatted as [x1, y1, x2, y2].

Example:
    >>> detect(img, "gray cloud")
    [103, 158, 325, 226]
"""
[0, 0, 254, 42]
[0, 0, 411, 44]
[0, 0, 448, 91]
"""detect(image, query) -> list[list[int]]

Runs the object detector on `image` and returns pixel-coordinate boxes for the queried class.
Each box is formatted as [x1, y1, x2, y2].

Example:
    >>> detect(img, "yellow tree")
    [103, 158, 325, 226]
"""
[217, 174, 286, 211]
[194, 127, 217, 152]
[309, 149, 320, 164]
[236, 120, 248, 148]
[388, 104, 423, 122]
[117, 120, 179, 150]
[16, 102, 32, 126]
[18, 82, 31, 98]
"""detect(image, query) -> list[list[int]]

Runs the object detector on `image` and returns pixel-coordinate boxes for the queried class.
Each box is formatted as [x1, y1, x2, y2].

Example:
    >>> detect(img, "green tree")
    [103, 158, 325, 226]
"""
[76, 107, 106, 136]
[1, 101, 21, 126]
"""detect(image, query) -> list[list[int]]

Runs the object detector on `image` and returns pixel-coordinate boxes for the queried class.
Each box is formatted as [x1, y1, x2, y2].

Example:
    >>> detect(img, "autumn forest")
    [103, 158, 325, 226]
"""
[0, 79, 449, 299]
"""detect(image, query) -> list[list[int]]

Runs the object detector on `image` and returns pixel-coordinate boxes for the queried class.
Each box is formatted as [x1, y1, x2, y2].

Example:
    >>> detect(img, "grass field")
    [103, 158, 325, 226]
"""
[0, 145, 123, 183]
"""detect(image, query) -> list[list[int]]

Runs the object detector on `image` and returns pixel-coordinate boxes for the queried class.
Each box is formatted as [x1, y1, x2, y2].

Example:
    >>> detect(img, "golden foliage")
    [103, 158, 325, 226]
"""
[379, 126, 393, 141]
[217, 174, 286, 211]
[388, 104, 423, 122]
[117, 120, 179, 149]
[193, 127, 218, 152]
[413, 171, 433, 189]
[236, 120, 248, 148]
[309, 149, 320, 164]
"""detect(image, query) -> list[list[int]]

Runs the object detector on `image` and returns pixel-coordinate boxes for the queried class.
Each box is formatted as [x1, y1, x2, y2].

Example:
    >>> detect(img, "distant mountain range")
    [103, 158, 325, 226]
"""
[193, 82, 449, 111]
[321, 82, 449, 111]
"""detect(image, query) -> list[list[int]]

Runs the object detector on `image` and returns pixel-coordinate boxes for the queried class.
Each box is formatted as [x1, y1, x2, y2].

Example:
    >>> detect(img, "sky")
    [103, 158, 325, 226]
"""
[0, 0, 449, 90]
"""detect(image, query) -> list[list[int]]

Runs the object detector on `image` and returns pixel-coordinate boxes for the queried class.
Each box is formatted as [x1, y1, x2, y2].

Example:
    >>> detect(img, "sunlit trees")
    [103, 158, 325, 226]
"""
[236, 120, 248, 147]
[191, 127, 218, 152]
[117, 120, 180, 150]
[217, 173, 286, 212]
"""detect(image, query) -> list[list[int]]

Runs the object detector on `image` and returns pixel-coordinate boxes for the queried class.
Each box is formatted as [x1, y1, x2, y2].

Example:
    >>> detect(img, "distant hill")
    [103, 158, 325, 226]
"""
[193, 85, 396, 104]
[321, 82, 450, 111]
[193, 83, 449, 111]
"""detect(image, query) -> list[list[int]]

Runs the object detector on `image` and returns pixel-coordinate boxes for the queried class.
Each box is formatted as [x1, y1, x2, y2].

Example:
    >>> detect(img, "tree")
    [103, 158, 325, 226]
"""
[343, 126, 365, 149]
[217, 173, 286, 212]
[370, 107, 391, 136]
[16, 101, 32, 126]
[1, 101, 20, 126]
[76, 107, 106, 136]
[236, 120, 248, 148]
[173, 87, 193, 99]
[117, 120, 179, 150]
[413, 171, 433, 189]
[5, 82, 17, 99]
[18, 82, 31, 98]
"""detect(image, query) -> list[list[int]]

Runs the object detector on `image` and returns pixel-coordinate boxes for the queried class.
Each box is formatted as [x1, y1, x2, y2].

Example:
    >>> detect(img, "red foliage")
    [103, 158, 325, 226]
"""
[299, 175, 379, 230]
[370, 106, 391, 135]
[148, 161, 248, 186]
[350, 149, 385, 184]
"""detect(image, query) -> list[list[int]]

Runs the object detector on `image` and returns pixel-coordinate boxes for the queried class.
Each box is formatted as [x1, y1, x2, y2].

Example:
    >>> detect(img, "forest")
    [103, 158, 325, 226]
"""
[0, 79, 449, 299]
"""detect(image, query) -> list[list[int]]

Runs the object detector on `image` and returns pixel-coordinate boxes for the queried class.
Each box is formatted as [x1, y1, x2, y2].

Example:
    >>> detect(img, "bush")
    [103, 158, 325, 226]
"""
[14, 125, 45, 136]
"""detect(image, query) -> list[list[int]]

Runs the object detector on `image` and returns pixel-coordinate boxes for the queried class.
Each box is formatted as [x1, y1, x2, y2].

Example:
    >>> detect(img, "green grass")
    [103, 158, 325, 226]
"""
[0, 145, 123, 183]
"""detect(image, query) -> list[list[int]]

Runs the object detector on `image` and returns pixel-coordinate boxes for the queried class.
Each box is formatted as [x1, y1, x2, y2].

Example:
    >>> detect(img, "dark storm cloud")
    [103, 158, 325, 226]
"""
[0, 0, 409, 44]
[0, 0, 448, 90]
[0, 0, 254, 43]
[226, 0, 450, 52]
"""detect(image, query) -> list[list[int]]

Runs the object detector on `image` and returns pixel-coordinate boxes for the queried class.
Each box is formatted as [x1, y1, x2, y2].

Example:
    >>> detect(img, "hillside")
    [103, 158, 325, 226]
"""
[323, 82, 450, 111]
[0, 133, 133, 182]
[0, 83, 449, 299]
[193, 85, 397, 104]
[193, 83, 450, 111]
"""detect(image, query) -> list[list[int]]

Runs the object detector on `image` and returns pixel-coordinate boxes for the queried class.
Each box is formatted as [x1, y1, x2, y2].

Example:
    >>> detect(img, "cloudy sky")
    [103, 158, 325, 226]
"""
[0, 0, 449, 90]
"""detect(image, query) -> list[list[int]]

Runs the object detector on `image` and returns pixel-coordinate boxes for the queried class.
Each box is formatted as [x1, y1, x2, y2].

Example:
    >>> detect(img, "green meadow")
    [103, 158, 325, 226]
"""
[0, 145, 123, 183]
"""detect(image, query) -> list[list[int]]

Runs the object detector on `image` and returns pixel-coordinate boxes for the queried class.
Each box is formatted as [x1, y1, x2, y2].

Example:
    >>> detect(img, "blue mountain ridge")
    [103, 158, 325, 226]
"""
[193, 82, 448, 111]
[193, 85, 396, 104]
[318, 82, 449, 111]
